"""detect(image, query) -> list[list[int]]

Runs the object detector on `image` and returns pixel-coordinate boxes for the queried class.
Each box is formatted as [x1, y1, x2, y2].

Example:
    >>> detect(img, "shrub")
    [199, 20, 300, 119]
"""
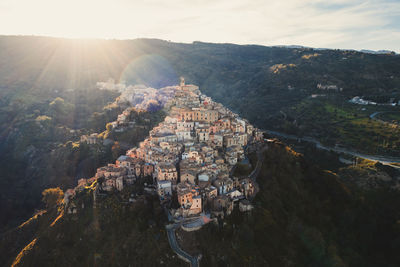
[42, 187, 64, 209]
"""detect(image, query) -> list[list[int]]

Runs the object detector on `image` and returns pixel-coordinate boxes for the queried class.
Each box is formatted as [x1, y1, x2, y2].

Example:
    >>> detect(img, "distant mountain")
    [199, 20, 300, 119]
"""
[360, 49, 396, 55]
[1, 35, 399, 154]
[0, 36, 399, 116]
[256, 44, 396, 55]
[273, 44, 310, 49]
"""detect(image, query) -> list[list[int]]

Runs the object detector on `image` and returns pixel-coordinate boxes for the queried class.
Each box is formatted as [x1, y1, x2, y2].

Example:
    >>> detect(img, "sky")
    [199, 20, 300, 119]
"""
[0, 0, 399, 52]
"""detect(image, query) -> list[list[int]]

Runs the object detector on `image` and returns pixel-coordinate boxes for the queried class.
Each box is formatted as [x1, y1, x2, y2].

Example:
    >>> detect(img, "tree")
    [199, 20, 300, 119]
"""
[42, 187, 64, 209]
[106, 122, 113, 132]
[35, 115, 52, 128]
[49, 97, 66, 113]
[111, 142, 122, 160]
[48, 97, 75, 125]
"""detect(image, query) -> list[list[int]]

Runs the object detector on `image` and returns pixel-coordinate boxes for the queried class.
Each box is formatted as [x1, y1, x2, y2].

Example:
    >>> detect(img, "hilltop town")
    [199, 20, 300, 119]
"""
[2, 37, 400, 267]
[65, 78, 264, 225]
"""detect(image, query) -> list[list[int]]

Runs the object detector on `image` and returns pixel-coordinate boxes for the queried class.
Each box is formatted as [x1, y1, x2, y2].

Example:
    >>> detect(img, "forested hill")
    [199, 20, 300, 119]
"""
[1, 35, 400, 124]
[1, 36, 399, 100]
[2, 36, 399, 155]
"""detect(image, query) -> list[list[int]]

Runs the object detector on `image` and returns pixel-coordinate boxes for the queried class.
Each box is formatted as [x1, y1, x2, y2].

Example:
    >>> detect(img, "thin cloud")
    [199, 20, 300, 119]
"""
[0, 0, 398, 52]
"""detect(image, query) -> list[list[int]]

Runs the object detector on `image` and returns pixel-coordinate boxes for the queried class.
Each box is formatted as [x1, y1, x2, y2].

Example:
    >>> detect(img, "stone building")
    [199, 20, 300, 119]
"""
[157, 162, 178, 183]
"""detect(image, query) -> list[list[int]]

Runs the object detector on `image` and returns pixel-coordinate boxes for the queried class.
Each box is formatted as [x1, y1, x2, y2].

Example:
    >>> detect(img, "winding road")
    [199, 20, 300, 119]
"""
[248, 145, 268, 181]
[165, 143, 267, 267]
[166, 223, 199, 267]
[370, 111, 384, 120]
[264, 130, 400, 167]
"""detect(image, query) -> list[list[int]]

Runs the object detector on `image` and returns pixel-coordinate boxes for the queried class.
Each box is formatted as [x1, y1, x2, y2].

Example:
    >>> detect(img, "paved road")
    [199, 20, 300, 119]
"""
[248, 145, 268, 181]
[370, 111, 399, 127]
[264, 130, 400, 167]
[370, 111, 383, 120]
[166, 223, 199, 267]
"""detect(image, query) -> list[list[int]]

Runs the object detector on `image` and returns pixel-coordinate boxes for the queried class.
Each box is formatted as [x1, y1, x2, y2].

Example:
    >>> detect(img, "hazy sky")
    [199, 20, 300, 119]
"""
[1, 0, 399, 52]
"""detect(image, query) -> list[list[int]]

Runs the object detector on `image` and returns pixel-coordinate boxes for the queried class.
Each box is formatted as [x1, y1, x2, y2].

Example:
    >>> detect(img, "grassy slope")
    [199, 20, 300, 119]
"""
[271, 97, 400, 155]
[378, 112, 400, 124]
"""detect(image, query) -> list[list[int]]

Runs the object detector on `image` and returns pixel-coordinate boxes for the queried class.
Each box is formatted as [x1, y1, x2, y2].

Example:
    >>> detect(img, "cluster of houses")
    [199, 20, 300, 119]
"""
[349, 96, 400, 106]
[81, 84, 179, 144]
[66, 78, 263, 219]
[117, 84, 177, 111]
[349, 96, 377, 105]
[79, 106, 138, 144]
[80, 133, 99, 144]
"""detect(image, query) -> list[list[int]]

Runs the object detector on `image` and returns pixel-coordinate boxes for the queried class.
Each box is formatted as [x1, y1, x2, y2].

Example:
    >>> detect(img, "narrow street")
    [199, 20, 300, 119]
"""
[166, 223, 200, 267]
[248, 145, 268, 181]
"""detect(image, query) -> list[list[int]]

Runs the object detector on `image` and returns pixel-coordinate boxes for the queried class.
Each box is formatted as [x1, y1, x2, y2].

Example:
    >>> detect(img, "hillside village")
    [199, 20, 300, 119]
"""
[65, 78, 264, 223]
